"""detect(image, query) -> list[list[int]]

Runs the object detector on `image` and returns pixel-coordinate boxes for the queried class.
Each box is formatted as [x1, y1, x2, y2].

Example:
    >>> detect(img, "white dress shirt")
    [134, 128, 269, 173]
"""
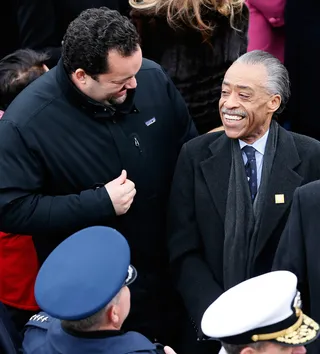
[239, 130, 269, 189]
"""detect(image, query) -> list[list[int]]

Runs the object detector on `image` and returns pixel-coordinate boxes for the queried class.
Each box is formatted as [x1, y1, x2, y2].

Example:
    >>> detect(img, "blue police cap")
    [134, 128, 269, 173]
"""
[34, 226, 137, 320]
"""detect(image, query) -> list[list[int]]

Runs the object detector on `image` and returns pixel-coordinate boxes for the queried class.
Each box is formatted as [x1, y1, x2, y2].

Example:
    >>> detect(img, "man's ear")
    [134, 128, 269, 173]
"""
[107, 304, 120, 325]
[240, 347, 258, 354]
[73, 68, 87, 84]
[267, 94, 281, 113]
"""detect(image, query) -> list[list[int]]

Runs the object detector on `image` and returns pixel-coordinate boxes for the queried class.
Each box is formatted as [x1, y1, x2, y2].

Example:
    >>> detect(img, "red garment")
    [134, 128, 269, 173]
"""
[0, 232, 40, 310]
[0, 109, 39, 310]
[246, 0, 285, 63]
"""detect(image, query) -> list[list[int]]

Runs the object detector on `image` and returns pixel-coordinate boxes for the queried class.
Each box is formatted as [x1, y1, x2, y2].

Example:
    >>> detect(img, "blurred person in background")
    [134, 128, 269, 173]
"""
[129, 0, 248, 134]
[246, 0, 286, 63]
[0, 49, 49, 331]
[0, 2, 19, 59]
[280, 0, 320, 140]
[14, 0, 131, 67]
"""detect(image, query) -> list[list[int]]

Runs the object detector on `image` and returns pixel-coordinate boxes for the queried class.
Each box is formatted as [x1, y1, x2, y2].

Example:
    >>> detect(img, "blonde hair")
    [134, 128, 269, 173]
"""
[129, 0, 245, 41]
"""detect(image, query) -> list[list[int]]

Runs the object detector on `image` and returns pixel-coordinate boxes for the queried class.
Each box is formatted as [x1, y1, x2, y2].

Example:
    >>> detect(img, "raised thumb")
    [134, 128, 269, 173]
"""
[117, 169, 127, 184]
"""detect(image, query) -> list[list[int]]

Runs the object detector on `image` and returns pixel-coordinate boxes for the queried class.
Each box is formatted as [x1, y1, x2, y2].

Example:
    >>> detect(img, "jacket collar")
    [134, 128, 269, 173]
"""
[56, 59, 138, 120]
[62, 326, 124, 339]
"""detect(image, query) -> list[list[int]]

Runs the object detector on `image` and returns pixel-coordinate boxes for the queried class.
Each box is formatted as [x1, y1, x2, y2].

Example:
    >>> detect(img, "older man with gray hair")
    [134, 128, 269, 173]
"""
[167, 50, 320, 353]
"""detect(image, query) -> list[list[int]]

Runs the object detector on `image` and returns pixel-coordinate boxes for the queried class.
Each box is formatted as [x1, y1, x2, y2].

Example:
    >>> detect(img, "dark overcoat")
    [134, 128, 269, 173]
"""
[168, 125, 320, 334]
[273, 180, 320, 354]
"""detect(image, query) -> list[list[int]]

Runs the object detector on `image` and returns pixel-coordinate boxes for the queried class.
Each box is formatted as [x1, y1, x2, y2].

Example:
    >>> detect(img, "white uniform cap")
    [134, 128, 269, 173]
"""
[201, 271, 319, 347]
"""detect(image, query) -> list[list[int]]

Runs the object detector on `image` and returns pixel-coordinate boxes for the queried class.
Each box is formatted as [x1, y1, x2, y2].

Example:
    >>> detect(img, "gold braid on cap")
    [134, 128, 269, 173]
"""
[251, 308, 303, 342]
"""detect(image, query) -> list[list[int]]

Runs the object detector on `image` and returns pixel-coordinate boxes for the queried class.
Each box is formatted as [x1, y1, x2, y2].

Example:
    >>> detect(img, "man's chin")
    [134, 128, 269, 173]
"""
[110, 94, 127, 105]
[224, 126, 245, 140]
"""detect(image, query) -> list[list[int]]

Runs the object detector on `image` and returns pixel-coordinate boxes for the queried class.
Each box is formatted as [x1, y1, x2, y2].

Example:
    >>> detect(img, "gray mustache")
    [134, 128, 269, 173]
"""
[221, 108, 247, 118]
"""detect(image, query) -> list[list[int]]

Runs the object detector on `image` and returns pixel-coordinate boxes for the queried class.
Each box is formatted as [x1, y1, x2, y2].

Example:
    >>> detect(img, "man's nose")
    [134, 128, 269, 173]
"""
[223, 92, 239, 109]
[125, 76, 137, 89]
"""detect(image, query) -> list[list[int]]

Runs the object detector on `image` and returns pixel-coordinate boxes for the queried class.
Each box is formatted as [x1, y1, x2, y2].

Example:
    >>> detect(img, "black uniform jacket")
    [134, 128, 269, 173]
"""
[273, 180, 320, 354]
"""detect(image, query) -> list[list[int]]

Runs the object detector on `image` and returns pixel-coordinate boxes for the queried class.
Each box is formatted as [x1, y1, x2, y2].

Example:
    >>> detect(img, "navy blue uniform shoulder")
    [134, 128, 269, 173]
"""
[25, 312, 56, 330]
[23, 312, 56, 354]
[23, 322, 159, 354]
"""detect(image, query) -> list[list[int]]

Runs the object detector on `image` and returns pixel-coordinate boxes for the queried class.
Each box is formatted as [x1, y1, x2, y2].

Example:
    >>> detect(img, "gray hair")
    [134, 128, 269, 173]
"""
[222, 341, 267, 354]
[61, 291, 121, 332]
[235, 50, 290, 114]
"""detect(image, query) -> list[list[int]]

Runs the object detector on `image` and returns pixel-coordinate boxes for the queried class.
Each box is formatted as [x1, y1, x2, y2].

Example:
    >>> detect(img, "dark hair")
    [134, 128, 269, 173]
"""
[0, 49, 49, 110]
[62, 7, 140, 77]
[221, 341, 267, 354]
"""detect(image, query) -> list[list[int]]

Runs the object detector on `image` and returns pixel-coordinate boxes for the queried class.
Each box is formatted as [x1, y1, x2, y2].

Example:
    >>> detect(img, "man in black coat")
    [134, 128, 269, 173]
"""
[0, 8, 196, 349]
[167, 50, 320, 353]
[273, 180, 320, 354]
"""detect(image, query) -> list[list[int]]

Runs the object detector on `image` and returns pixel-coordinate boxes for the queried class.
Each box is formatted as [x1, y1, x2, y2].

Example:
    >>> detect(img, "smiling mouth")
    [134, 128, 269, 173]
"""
[223, 113, 245, 121]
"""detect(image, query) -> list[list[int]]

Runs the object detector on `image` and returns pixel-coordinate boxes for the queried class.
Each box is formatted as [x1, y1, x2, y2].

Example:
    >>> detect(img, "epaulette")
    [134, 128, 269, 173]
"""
[25, 312, 56, 330]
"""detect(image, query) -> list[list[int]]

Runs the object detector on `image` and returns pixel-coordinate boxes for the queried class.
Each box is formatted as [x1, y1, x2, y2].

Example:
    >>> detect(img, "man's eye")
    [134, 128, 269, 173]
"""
[239, 94, 249, 99]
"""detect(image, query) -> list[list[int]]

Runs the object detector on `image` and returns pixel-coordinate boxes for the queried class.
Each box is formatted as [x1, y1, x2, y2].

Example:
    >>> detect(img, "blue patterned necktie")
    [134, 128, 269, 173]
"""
[242, 146, 257, 202]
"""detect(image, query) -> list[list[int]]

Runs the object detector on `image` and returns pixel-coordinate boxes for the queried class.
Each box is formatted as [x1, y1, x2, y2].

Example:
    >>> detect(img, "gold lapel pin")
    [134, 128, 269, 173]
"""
[275, 194, 285, 204]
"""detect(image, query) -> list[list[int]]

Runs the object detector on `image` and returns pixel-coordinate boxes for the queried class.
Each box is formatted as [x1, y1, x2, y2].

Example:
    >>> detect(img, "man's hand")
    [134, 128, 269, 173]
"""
[105, 170, 136, 215]
[164, 346, 177, 354]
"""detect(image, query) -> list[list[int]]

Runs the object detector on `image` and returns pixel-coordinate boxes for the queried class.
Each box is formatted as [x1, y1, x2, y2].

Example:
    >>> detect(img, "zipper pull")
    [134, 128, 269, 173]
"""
[133, 136, 142, 153]
[134, 137, 140, 147]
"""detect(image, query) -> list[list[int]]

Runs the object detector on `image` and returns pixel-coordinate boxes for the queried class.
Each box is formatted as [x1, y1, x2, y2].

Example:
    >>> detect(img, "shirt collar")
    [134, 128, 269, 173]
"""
[239, 130, 269, 156]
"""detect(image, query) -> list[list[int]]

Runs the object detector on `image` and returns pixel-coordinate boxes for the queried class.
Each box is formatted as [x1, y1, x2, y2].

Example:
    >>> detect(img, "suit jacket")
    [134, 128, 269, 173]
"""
[273, 180, 320, 354]
[168, 125, 320, 333]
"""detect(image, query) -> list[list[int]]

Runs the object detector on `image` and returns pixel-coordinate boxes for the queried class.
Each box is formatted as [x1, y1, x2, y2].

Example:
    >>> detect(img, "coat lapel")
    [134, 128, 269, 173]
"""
[255, 127, 303, 257]
[200, 134, 231, 222]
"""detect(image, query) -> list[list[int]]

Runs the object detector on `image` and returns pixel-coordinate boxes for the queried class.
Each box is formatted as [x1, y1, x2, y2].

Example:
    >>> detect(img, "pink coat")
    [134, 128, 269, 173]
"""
[246, 0, 286, 62]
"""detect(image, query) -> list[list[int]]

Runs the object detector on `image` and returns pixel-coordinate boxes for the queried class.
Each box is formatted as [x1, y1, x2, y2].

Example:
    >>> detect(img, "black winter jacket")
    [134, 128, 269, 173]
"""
[0, 58, 197, 339]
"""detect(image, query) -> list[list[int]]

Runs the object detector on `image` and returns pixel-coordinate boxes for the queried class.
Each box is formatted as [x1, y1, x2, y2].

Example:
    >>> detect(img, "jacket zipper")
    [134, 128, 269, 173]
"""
[133, 135, 142, 154]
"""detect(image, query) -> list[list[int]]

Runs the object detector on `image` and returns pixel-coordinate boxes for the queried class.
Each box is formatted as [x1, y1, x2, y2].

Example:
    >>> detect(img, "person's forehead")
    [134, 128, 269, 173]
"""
[266, 341, 291, 352]
[223, 62, 268, 90]
[105, 47, 142, 78]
